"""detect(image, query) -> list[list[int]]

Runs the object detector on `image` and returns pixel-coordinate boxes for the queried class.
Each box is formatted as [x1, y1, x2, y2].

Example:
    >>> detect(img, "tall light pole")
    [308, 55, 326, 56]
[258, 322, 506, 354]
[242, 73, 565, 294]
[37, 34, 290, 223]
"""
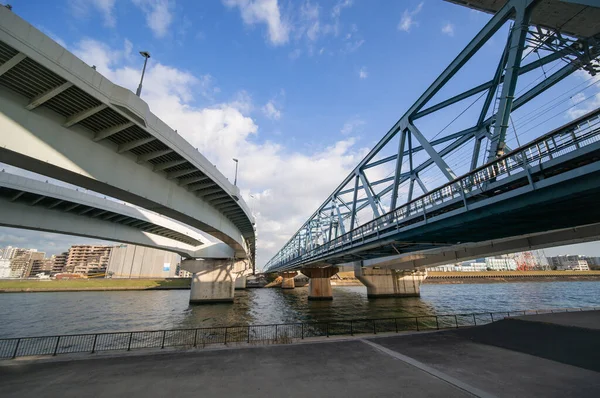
[233, 158, 239, 186]
[135, 51, 151, 97]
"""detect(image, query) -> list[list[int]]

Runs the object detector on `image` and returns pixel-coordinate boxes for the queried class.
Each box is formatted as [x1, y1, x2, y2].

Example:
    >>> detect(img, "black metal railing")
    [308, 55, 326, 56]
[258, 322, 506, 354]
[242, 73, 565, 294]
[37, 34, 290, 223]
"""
[1, 306, 596, 359]
[266, 108, 600, 271]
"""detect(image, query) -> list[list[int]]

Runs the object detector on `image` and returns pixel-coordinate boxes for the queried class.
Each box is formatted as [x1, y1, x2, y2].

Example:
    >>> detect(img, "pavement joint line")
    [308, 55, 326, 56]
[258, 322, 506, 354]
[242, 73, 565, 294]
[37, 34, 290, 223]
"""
[360, 339, 497, 398]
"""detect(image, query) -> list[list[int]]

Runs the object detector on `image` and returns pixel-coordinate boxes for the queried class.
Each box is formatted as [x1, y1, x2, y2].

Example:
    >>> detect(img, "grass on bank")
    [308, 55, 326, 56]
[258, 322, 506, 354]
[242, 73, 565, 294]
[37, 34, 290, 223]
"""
[0, 278, 191, 290]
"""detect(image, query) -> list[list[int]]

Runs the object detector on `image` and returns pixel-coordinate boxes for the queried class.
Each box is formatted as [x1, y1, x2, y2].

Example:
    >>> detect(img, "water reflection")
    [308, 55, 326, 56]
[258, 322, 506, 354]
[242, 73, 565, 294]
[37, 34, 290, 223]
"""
[0, 282, 599, 338]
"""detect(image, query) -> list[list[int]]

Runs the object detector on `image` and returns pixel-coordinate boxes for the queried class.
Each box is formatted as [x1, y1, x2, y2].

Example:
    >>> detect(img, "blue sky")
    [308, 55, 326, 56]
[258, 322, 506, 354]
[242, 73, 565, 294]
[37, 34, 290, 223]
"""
[2, 0, 600, 267]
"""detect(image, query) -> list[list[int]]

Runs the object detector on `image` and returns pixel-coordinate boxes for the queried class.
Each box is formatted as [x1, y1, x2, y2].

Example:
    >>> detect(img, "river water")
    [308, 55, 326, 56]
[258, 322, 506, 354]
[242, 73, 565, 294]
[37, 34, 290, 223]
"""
[1, 281, 599, 338]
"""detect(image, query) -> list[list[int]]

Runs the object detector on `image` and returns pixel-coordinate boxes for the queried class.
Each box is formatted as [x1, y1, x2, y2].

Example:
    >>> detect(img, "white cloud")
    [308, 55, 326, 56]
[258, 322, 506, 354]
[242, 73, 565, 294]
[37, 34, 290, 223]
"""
[223, 0, 290, 46]
[288, 48, 302, 59]
[441, 22, 454, 36]
[565, 71, 600, 120]
[132, 0, 174, 38]
[332, 0, 352, 18]
[72, 38, 368, 268]
[359, 66, 368, 79]
[567, 92, 600, 120]
[262, 100, 282, 120]
[341, 118, 365, 135]
[343, 38, 364, 54]
[398, 2, 423, 32]
[69, 0, 117, 27]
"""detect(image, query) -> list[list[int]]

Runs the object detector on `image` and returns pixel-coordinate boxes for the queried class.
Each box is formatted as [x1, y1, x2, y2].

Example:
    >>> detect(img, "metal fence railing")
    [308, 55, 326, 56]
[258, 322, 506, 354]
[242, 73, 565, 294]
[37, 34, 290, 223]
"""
[1, 306, 597, 359]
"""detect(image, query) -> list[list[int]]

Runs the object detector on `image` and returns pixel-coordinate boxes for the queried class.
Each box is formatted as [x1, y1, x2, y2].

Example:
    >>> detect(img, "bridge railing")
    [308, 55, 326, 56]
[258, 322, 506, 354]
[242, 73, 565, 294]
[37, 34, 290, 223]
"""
[266, 108, 600, 270]
[1, 307, 596, 359]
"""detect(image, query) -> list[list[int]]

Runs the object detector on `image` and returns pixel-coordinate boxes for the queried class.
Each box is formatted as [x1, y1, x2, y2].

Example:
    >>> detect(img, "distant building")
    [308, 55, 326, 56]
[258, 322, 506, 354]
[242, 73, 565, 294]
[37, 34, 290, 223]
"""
[0, 246, 17, 260]
[106, 244, 179, 278]
[29, 258, 56, 277]
[430, 256, 517, 272]
[9, 249, 44, 278]
[52, 252, 68, 274]
[0, 259, 11, 278]
[65, 245, 112, 275]
[546, 255, 590, 271]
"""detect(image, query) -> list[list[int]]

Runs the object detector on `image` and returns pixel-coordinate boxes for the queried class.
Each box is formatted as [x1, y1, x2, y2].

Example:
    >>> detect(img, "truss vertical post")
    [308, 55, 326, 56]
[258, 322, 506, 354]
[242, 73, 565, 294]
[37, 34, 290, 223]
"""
[350, 174, 359, 230]
[488, 1, 533, 160]
[390, 129, 407, 211]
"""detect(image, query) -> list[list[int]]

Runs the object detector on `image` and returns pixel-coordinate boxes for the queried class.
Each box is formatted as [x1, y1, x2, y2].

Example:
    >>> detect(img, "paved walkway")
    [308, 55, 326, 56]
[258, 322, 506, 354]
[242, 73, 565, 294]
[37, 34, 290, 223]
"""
[1, 311, 599, 397]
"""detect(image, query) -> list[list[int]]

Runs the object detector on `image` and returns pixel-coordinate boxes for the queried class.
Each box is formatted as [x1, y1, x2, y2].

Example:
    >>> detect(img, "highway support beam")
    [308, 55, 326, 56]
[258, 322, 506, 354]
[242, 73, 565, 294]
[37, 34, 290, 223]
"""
[355, 263, 427, 298]
[280, 271, 297, 289]
[182, 258, 247, 304]
[300, 266, 339, 301]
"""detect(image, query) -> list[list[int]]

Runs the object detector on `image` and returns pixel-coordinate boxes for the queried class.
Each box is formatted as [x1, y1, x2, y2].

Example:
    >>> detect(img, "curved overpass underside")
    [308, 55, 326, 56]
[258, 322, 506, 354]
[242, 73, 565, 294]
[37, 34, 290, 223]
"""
[0, 7, 255, 261]
[0, 172, 205, 257]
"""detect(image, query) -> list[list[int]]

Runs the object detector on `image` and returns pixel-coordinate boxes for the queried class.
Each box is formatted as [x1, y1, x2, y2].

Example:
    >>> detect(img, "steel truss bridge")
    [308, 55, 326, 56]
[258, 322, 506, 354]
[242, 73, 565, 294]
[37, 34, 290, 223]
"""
[266, 0, 600, 272]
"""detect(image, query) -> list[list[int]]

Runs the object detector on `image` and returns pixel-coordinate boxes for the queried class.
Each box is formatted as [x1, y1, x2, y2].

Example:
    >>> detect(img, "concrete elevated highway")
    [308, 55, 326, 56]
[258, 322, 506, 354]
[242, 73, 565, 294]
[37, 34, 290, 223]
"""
[266, 0, 600, 300]
[0, 7, 254, 302]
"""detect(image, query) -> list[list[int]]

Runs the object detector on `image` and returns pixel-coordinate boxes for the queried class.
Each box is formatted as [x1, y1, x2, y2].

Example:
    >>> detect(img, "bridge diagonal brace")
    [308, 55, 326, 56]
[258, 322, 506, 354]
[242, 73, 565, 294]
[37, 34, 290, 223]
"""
[358, 172, 381, 218]
[390, 129, 407, 211]
[407, 123, 456, 182]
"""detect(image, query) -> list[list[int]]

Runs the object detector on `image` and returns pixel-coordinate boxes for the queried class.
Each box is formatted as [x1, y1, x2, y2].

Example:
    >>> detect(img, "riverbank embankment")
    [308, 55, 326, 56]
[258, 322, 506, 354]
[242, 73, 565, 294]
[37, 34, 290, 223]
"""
[425, 270, 600, 284]
[0, 278, 191, 293]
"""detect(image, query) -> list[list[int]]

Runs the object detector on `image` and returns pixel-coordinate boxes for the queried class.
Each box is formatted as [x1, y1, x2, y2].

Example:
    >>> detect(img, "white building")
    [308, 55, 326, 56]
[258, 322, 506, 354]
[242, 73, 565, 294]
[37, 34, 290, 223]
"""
[0, 246, 17, 260]
[0, 259, 11, 278]
[485, 257, 518, 271]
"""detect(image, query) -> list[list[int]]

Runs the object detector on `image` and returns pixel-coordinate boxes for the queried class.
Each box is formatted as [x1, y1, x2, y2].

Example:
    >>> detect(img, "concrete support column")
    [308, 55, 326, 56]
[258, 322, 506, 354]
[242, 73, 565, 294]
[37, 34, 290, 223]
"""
[355, 264, 427, 298]
[280, 271, 297, 289]
[301, 266, 339, 300]
[182, 258, 235, 304]
[235, 275, 247, 289]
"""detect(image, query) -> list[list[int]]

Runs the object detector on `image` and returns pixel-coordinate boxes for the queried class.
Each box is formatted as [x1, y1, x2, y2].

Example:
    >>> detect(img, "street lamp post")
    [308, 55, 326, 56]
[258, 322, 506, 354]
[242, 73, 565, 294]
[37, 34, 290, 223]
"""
[135, 51, 151, 97]
[233, 158, 239, 186]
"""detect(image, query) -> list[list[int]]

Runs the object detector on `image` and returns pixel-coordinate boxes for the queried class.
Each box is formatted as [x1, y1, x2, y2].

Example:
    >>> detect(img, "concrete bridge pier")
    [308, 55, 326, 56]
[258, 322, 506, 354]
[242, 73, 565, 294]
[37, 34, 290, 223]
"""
[355, 264, 427, 298]
[235, 275, 247, 289]
[301, 266, 339, 300]
[182, 258, 248, 303]
[280, 271, 298, 289]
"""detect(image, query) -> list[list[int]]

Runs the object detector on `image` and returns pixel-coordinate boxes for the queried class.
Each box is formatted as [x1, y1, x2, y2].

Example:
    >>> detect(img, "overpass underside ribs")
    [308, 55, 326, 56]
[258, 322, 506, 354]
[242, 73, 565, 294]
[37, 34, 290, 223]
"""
[265, 0, 600, 272]
[0, 16, 256, 261]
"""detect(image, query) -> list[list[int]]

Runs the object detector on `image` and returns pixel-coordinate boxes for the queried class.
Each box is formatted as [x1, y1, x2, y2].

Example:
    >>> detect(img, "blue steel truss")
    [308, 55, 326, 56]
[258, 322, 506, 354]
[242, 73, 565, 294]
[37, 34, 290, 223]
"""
[265, 0, 600, 272]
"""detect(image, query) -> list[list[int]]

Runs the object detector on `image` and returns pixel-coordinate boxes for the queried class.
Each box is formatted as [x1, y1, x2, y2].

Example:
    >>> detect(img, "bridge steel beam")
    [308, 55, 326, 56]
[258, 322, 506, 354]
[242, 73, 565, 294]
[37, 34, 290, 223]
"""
[370, 223, 600, 271]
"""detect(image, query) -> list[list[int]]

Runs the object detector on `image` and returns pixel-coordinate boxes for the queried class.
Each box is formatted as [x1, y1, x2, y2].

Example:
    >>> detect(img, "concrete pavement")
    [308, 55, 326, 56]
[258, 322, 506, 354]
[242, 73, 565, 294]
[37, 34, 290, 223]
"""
[1, 311, 599, 397]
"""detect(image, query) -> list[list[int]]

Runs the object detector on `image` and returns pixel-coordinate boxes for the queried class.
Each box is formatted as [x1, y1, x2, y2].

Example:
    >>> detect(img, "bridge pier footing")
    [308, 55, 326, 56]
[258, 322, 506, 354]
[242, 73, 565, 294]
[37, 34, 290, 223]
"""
[280, 271, 297, 289]
[182, 259, 248, 304]
[355, 265, 427, 298]
[301, 266, 339, 300]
